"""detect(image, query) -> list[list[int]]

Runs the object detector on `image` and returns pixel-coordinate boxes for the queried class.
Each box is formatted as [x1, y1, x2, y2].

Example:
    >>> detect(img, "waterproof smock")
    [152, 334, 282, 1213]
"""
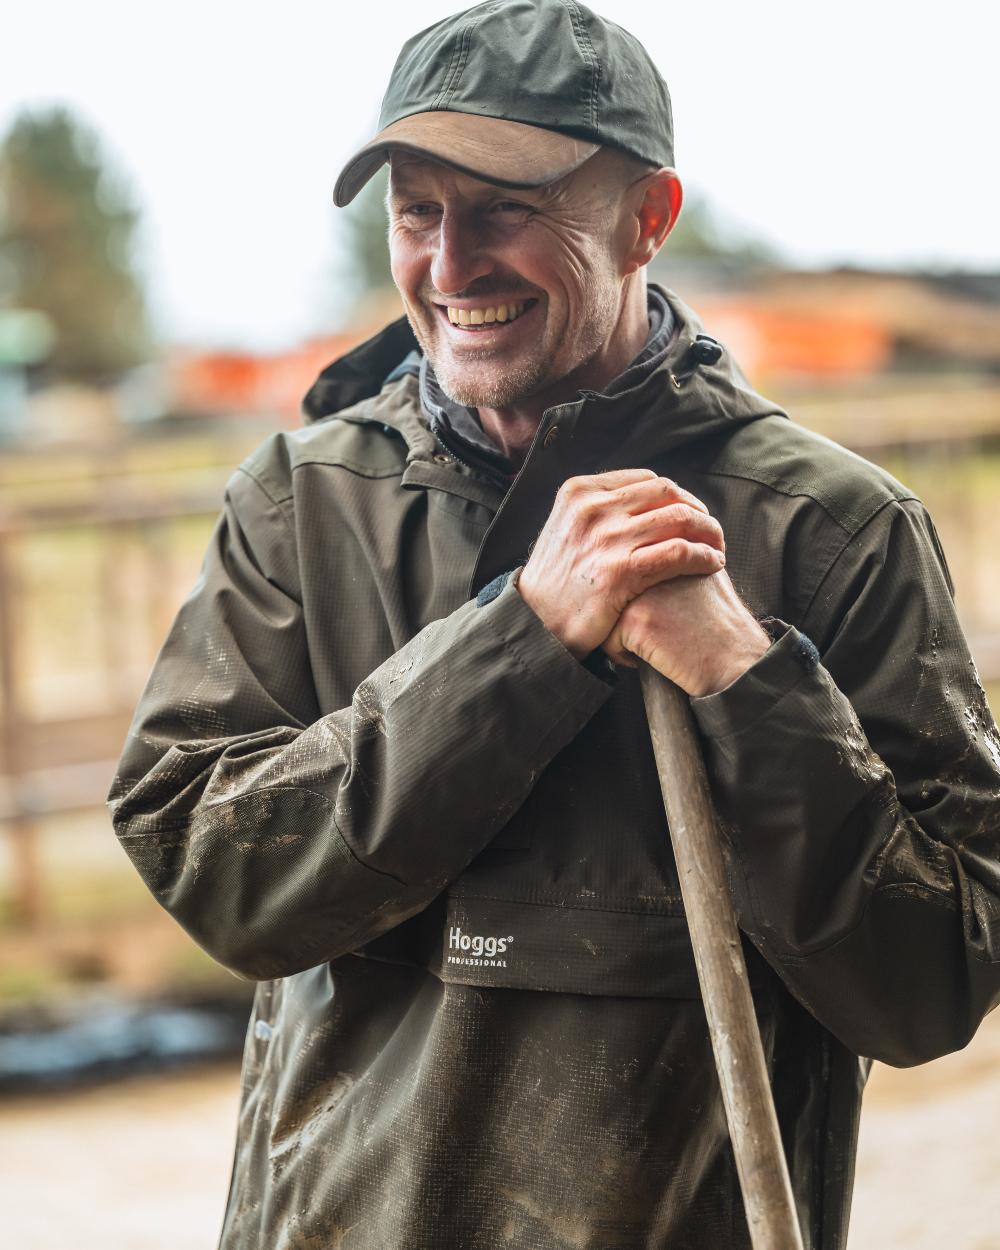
[109, 287, 1000, 1249]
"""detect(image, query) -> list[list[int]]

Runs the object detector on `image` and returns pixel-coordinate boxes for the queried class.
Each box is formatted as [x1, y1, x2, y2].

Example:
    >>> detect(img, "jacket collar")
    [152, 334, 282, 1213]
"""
[420, 286, 677, 486]
[302, 286, 785, 450]
[301, 286, 788, 591]
[301, 316, 419, 423]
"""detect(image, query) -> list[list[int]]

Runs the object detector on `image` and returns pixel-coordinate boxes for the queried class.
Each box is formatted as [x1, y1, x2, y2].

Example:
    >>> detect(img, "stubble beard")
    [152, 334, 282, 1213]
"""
[411, 277, 623, 411]
[430, 340, 550, 410]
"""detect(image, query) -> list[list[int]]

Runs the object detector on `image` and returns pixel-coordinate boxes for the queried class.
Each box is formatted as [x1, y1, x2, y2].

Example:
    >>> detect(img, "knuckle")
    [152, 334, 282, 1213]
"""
[624, 545, 647, 577]
[663, 502, 689, 526]
[557, 476, 588, 503]
[677, 507, 722, 545]
[589, 525, 618, 558]
[688, 544, 709, 567]
[596, 518, 626, 547]
[698, 512, 722, 541]
[696, 544, 722, 569]
[575, 496, 604, 526]
[610, 468, 656, 485]
[662, 537, 685, 563]
[631, 599, 657, 632]
[672, 481, 710, 513]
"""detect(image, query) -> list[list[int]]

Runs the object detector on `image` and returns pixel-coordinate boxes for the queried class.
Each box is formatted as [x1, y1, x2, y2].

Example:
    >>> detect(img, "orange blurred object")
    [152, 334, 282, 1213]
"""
[168, 334, 359, 425]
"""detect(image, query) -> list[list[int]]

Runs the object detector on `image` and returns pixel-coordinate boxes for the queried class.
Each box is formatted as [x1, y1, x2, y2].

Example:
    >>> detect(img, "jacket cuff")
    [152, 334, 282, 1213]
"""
[690, 620, 822, 741]
[477, 570, 616, 717]
[478, 567, 617, 690]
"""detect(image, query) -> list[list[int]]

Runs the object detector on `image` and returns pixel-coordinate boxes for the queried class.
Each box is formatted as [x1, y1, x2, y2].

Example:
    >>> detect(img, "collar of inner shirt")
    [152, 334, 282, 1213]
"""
[419, 287, 677, 488]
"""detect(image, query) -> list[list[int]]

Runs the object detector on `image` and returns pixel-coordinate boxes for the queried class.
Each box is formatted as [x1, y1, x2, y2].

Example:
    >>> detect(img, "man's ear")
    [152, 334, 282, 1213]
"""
[625, 170, 683, 272]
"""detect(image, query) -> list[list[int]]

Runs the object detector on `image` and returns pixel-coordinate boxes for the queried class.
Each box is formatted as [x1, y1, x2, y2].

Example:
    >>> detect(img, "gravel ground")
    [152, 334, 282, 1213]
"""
[3, 1012, 1000, 1249]
[848, 1008, 1000, 1250]
[0, 1062, 240, 1250]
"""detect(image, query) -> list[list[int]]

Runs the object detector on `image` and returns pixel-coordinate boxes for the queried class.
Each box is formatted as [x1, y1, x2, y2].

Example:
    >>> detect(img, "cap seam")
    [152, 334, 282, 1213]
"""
[561, 0, 600, 132]
[432, 18, 472, 112]
[437, 4, 500, 112]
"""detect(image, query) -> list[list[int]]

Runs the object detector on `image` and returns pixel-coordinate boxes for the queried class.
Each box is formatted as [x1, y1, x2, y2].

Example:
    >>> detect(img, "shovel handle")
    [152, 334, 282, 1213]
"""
[639, 663, 805, 1250]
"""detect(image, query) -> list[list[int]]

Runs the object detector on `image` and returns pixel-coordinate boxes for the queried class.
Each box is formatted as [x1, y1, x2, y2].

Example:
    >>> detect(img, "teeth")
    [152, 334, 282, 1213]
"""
[444, 300, 529, 327]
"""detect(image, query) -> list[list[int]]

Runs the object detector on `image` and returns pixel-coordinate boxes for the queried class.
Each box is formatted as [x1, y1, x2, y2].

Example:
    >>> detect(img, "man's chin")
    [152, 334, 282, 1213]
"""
[432, 360, 548, 411]
[420, 340, 547, 412]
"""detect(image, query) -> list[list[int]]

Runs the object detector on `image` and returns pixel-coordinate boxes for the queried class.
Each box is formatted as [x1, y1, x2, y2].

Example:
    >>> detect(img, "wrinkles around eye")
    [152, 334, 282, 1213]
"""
[396, 202, 534, 230]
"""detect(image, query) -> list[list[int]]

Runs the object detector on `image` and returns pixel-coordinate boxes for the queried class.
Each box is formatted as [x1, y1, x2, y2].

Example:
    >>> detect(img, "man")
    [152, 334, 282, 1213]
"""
[108, 2, 1000, 1247]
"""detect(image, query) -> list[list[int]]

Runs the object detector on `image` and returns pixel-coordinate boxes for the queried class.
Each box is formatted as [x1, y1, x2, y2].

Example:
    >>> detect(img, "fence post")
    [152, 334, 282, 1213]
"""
[0, 524, 43, 927]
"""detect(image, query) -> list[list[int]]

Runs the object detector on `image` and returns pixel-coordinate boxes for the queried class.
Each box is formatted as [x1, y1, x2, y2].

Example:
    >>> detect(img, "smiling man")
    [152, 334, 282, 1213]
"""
[109, 2, 1000, 1248]
[385, 145, 679, 441]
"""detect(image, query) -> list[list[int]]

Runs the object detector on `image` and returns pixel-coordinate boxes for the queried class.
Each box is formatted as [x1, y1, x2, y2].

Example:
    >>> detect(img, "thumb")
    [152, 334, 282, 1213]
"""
[600, 620, 639, 668]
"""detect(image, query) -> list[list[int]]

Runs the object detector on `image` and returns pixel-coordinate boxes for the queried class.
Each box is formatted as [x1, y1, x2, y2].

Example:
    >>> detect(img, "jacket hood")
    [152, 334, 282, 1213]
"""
[301, 286, 786, 453]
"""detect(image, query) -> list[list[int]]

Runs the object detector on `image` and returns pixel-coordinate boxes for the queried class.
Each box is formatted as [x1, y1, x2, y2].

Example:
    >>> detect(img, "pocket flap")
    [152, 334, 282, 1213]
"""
[430, 894, 708, 998]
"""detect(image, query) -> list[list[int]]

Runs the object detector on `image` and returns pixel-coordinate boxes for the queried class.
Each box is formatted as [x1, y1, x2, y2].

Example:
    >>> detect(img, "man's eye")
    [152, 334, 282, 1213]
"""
[492, 201, 531, 218]
[400, 202, 440, 227]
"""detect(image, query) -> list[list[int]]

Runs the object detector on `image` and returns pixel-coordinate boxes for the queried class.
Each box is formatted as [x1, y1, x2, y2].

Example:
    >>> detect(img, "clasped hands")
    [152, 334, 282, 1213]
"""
[517, 469, 771, 697]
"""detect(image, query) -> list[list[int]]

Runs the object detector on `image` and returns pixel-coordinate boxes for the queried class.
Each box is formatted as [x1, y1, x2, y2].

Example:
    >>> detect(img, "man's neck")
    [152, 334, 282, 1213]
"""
[476, 282, 651, 465]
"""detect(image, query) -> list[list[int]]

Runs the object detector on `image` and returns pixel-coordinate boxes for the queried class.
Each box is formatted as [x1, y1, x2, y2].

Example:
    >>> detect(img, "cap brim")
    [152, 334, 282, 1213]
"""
[333, 111, 600, 207]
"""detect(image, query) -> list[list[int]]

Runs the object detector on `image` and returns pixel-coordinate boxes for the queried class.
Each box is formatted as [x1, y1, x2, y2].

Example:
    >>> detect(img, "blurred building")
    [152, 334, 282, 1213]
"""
[656, 261, 1000, 386]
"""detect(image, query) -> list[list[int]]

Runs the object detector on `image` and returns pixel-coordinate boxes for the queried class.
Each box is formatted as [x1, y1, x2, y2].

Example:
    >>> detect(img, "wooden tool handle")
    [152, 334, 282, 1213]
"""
[639, 663, 805, 1250]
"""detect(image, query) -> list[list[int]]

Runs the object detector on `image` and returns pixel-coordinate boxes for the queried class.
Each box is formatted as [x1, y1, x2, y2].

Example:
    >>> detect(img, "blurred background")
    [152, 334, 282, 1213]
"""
[1, 2, 998, 1247]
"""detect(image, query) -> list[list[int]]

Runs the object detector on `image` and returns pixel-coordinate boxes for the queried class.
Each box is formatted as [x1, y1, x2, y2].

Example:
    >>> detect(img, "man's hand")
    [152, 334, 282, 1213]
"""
[601, 570, 771, 696]
[516, 468, 771, 696]
[517, 469, 727, 660]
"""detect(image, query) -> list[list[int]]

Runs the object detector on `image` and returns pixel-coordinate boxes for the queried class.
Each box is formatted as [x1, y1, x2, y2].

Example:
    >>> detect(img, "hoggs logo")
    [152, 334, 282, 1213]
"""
[447, 926, 514, 968]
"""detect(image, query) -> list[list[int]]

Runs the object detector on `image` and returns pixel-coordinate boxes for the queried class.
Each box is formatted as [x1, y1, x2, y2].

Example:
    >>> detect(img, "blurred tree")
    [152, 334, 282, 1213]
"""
[657, 188, 780, 265]
[0, 106, 151, 381]
[342, 166, 393, 295]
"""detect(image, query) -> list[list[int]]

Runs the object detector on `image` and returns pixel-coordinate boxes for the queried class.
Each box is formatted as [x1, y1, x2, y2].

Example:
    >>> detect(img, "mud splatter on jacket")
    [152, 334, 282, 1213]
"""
[108, 287, 1000, 1249]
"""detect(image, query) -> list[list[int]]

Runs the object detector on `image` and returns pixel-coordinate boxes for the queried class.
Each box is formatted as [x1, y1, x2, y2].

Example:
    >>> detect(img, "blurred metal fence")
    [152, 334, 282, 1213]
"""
[0, 494, 220, 925]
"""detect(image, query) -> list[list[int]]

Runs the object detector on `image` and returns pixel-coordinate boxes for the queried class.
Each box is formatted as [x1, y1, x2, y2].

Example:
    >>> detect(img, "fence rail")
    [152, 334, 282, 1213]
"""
[0, 494, 222, 925]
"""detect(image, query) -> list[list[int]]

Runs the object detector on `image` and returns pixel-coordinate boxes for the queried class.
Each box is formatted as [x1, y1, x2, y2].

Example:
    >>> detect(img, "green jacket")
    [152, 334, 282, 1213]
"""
[108, 287, 1000, 1249]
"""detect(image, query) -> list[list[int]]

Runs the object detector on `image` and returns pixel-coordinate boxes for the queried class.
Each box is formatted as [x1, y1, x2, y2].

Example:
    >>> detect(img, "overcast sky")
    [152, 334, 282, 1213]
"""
[4, 0, 998, 350]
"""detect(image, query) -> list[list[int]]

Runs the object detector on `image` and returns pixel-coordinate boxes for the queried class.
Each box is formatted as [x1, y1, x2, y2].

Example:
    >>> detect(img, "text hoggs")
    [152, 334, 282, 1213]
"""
[447, 926, 514, 967]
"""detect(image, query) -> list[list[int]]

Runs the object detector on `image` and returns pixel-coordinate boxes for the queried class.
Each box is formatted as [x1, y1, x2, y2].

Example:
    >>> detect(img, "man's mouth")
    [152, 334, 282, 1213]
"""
[438, 300, 537, 330]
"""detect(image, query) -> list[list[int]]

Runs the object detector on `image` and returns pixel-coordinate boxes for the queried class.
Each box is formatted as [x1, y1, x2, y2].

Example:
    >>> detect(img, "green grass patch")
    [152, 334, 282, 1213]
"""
[0, 867, 156, 933]
[0, 961, 63, 1003]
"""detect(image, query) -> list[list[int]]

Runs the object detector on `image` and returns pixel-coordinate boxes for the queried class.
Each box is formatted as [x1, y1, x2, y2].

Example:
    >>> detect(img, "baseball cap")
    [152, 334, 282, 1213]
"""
[333, 0, 674, 207]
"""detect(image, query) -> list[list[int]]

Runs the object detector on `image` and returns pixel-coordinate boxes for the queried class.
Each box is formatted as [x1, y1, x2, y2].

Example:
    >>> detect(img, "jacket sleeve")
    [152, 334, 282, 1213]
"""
[690, 496, 1000, 1066]
[108, 466, 613, 981]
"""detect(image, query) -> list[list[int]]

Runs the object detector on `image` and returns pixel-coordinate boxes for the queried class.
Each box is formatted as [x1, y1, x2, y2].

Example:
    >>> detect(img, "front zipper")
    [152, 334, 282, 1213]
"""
[431, 428, 515, 494]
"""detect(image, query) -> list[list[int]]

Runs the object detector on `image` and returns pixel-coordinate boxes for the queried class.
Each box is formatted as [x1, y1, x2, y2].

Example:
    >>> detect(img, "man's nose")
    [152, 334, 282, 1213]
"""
[430, 209, 494, 296]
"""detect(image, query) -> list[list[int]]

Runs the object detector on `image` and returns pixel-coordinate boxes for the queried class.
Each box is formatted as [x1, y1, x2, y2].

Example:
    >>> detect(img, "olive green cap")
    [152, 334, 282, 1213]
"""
[333, 0, 674, 206]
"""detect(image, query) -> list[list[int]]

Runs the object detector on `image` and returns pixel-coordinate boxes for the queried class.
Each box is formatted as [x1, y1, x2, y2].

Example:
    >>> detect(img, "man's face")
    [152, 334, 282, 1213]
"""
[387, 148, 643, 411]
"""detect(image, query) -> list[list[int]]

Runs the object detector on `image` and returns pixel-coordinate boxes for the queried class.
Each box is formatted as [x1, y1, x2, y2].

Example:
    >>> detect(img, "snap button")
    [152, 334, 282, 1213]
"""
[433, 452, 453, 465]
[690, 336, 723, 366]
[542, 425, 560, 449]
